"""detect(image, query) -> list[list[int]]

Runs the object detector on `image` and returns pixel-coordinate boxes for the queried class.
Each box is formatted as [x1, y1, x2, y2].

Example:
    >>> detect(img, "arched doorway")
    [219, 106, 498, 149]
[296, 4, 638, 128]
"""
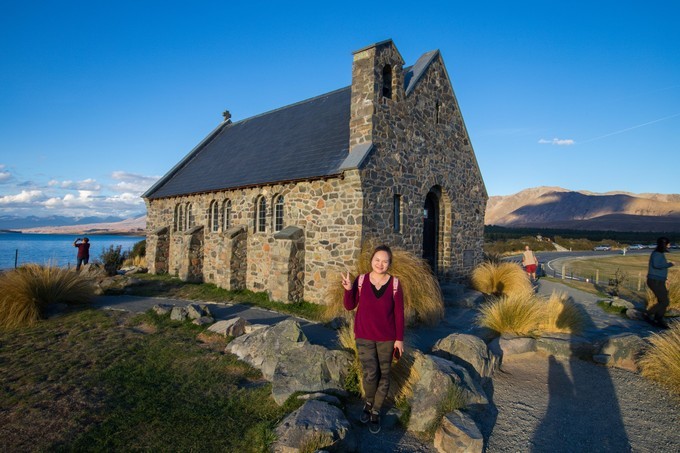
[423, 191, 439, 272]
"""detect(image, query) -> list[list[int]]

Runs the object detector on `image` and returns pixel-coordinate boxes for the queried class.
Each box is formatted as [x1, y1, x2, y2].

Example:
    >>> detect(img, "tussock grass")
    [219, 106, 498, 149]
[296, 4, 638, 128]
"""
[0, 264, 94, 329]
[122, 255, 147, 268]
[639, 323, 680, 395]
[645, 270, 680, 312]
[324, 244, 444, 327]
[478, 290, 586, 337]
[537, 291, 587, 335]
[477, 291, 541, 336]
[471, 261, 533, 297]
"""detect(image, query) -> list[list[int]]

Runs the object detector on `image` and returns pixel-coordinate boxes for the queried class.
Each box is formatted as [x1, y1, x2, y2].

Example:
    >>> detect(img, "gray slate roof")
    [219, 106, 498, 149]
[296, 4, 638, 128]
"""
[144, 51, 439, 200]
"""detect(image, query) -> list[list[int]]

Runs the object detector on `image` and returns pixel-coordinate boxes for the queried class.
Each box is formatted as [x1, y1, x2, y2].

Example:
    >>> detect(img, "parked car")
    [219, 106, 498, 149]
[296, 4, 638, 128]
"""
[593, 245, 612, 251]
[628, 244, 645, 250]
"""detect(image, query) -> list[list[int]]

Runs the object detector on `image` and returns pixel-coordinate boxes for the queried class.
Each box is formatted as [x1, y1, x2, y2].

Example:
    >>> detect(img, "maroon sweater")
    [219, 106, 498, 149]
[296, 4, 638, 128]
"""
[343, 274, 405, 342]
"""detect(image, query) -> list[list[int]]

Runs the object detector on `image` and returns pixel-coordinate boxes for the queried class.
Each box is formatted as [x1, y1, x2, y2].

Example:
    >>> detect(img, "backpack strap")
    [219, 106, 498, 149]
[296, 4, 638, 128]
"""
[358, 274, 399, 300]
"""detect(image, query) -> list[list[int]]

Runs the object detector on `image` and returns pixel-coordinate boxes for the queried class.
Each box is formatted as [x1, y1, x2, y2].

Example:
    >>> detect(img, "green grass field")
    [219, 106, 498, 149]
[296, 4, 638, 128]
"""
[0, 309, 301, 451]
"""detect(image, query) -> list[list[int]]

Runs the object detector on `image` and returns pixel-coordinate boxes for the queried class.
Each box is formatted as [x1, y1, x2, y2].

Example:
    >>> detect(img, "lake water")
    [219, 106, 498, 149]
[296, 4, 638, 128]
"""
[0, 233, 144, 270]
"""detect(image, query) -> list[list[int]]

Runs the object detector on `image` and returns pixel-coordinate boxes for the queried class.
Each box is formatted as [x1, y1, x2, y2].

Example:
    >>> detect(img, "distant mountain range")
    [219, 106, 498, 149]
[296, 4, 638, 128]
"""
[2, 215, 146, 235]
[486, 187, 680, 232]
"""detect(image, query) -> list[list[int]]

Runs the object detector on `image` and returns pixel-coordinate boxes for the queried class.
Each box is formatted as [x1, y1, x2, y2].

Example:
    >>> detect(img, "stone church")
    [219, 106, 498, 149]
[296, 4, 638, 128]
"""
[143, 39, 487, 305]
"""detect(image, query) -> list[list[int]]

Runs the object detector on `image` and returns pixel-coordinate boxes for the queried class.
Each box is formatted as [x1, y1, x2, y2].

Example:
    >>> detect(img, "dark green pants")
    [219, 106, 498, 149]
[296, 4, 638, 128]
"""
[647, 278, 670, 319]
[356, 338, 395, 412]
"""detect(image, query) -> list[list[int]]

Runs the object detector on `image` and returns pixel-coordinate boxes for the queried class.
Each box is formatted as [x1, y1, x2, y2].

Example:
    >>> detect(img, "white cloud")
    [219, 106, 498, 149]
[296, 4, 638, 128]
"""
[110, 171, 159, 194]
[0, 189, 45, 205]
[538, 138, 575, 146]
[0, 171, 11, 183]
[48, 178, 101, 190]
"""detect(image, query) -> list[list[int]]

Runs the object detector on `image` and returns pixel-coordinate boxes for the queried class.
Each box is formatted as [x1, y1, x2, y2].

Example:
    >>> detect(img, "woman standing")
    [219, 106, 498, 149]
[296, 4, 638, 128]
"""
[645, 237, 675, 329]
[342, 245, 404, 434]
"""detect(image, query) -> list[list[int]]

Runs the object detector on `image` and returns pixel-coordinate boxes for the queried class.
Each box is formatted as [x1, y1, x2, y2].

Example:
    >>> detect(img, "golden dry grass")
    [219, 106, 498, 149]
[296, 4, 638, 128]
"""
[122, 255, 147, 268]
[645, 269, 680, 311]
[324, 244, 444, 327]
[471, 261, 533, 297]
[478, 290, 586, 337]
[477, 291, 541, 336]
[639, 322, 680, 395]
[537, 291, 587, 335]
[0, 264, 94, 329]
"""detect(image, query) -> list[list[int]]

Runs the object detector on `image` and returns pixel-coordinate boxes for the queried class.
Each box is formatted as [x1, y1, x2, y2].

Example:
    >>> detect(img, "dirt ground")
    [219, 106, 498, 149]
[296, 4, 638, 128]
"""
[484, 353, 679, 452]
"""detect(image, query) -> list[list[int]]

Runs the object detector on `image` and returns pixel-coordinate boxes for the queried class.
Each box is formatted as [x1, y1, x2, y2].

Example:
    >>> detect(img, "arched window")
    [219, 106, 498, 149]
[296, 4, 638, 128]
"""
[382, 65, 392, 99]
[176, 204, 185, 232]
[186, 203, 195, 229]
[209, 200, 219, 232]
[435, 100, 441, 124]
[174, 204, 183, 232]
[274, 195, 284, 232]
[256, 196, 266, 232]
[222, 199, 232, 231]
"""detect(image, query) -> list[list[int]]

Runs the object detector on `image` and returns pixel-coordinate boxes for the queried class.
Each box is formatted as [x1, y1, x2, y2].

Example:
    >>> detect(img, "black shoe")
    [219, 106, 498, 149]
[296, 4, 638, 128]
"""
[369, 411, 381, 434]
[360, 402, 372, 424]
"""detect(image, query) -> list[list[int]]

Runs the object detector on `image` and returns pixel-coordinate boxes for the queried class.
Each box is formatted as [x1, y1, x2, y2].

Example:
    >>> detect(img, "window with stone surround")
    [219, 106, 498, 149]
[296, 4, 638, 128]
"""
[209, 200, 219, 233]
[435, 100, 441, 124]
[222, 199, 232, 231]
[256, 196, 266, 232]
[174, 204, 184, 232]
[382, 65, 392, 99]
[274, 195, 284, 232]
[186, 203, 195, 229]
[393, 194, 402, 233]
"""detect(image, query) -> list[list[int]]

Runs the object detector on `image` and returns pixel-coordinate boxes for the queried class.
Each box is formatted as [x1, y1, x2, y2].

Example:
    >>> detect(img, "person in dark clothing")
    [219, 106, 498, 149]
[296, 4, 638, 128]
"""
[644, 237, 675, 329]
[74, 237, 90, 271]
[342, 245, 404, 434]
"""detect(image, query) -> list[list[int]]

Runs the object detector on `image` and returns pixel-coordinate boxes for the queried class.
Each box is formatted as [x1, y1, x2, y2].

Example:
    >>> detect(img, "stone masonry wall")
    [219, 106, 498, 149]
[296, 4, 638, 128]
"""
[145, 171, 364, 304]
[352, 42, 487, 281]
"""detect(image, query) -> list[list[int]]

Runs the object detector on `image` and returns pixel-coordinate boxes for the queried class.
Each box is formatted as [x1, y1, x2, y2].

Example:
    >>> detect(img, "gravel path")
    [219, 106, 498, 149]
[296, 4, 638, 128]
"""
[485, 353, 679, 452]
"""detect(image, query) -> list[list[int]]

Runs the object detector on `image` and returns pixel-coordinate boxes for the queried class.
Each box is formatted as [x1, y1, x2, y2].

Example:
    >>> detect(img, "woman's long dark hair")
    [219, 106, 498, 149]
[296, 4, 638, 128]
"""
[655, 237, 670, 253]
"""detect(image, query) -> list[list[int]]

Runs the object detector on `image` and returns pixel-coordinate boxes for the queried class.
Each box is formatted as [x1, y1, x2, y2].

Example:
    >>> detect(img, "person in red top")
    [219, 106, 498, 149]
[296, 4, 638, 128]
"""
[342, 245, 404, 434]
[73, 237, 90, 271]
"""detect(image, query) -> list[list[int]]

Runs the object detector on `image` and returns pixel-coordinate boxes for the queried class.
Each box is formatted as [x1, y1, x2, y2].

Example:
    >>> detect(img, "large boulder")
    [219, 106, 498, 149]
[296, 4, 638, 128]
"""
[225, 320, 352, 404]
[408, 352, 488, 433]
[273, 399, 356, 452]
[535, 334, 594, 360]
[434, 410, 483, 453]
[488, 334, 536, 359]
[592, 333, 647, 372]
[432, 333, 498, 379]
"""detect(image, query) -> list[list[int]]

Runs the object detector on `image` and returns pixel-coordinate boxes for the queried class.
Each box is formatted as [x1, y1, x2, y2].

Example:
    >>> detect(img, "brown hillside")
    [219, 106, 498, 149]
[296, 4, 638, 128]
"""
[486, 187, 680, 232]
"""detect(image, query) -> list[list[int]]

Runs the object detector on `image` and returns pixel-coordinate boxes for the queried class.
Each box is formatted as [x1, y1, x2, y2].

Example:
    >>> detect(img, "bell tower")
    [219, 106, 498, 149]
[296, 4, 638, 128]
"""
[349, 39, 405, 150]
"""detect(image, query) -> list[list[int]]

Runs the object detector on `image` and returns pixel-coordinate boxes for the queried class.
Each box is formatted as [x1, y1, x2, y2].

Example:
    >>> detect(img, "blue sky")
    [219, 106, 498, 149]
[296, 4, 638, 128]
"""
[1, 1, 679, 219]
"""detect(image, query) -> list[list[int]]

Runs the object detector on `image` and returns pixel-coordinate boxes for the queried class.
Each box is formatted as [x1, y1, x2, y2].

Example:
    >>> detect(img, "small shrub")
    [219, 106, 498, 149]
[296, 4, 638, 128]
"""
[645, 270, 680, 311]
[639, 323, 680, 395]
[100, 245, 128, 276]
[0, 264, 94, 329]
[482, 251, 504, 265]
[471, 261, 533, 297]
[130, 239, 146, 259]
